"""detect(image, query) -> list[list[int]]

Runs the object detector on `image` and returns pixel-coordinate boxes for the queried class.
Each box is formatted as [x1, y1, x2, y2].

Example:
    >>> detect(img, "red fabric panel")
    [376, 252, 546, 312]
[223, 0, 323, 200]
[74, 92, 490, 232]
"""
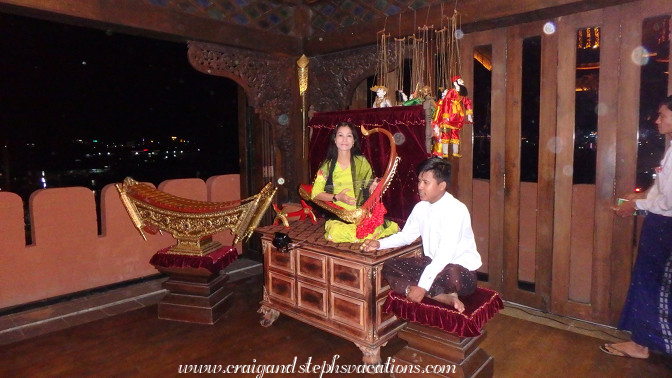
[383, 287, 504, 337]
[149, 245, 238, 274]
[307, 106, 429, 225]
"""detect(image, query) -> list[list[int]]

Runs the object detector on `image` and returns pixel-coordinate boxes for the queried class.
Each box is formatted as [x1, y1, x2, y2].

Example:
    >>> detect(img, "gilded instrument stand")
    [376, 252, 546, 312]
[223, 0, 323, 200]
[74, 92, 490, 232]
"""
[116, 178, 276, 324]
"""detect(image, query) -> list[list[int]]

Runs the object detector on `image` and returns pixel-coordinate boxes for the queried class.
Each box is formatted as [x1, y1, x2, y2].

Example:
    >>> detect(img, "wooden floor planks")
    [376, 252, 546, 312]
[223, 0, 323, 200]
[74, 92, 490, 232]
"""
[0, 274, 669, 377]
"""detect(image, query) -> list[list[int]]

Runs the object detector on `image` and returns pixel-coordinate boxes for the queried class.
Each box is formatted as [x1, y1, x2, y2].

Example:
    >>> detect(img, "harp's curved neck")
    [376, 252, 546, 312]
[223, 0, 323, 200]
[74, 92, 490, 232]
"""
[360, 125, 398, 212]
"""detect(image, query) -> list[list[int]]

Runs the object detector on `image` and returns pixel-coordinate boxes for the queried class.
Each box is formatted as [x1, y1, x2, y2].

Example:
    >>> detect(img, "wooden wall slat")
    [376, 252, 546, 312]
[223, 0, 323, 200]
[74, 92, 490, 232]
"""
[503, 26, 523, 297]
[590, 6, 620, 324]
[551, 13, 580, 315]
[536, 22, 559, 311]
[609, 1, 636, 323]
[487, 30, 508, 292]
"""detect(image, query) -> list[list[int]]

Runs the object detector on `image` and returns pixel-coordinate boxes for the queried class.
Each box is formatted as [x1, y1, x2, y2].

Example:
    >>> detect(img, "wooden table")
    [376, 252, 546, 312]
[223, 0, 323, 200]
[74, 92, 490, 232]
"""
[256, 220, 421, 364]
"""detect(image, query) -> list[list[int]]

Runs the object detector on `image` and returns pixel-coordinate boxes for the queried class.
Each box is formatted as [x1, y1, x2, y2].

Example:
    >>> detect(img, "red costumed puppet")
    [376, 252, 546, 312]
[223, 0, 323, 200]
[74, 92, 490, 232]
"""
[431, 75, 473, 158]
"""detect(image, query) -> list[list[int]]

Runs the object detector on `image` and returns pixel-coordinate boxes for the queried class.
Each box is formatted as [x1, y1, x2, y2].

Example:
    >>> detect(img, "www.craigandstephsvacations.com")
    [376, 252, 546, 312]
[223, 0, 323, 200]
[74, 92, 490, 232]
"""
[178, 355, 456, 376]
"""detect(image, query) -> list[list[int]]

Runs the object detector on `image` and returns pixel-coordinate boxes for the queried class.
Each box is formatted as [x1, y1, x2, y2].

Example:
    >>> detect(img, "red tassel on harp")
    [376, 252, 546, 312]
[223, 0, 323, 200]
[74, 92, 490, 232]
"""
[355, 197, 387, 239]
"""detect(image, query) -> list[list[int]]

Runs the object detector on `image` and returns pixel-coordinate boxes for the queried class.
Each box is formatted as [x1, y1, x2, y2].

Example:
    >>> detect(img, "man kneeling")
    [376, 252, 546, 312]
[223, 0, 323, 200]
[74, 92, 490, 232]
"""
[361, 157, 482, 312]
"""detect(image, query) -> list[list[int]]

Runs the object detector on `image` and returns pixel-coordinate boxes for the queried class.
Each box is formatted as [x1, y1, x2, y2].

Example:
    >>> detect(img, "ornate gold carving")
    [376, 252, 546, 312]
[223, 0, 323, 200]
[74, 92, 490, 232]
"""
[116, 177, 276, 256]
[297, 54, 309, 96]
[273, 204, 291, 228]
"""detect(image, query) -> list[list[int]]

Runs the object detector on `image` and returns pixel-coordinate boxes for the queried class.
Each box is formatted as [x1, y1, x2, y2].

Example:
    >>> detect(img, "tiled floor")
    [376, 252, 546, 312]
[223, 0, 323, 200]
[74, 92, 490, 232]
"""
[0, 258, 629, 347]
[0, 258, 263, 346]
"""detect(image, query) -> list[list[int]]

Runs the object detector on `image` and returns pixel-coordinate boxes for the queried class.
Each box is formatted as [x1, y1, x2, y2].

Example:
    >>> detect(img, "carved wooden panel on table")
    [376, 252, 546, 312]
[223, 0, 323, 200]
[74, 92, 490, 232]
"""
[269, 248, 294, 274]
[329, 292, 367, 331]
[297, 281, 328, 317]
[268, 271, 295, 305]
[330, 258, 365, 295]
[298, 250, 327, 284]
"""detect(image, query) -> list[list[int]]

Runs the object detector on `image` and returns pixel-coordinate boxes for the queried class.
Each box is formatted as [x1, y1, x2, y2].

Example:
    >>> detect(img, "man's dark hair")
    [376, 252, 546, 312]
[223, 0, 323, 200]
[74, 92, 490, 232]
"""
[660, 95, 672, 111]
[416, 157, 452, 186]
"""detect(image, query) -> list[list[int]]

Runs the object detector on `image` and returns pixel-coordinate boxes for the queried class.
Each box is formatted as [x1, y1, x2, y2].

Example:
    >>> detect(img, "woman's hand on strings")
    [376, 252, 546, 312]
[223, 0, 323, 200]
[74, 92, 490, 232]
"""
[369, 177, 380, 194]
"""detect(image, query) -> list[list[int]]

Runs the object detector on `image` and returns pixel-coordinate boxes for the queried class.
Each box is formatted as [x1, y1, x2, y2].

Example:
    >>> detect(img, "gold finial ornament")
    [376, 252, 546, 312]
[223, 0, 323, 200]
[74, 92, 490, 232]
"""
[297, 54, 310, 158]
[297, 54, 309, 96]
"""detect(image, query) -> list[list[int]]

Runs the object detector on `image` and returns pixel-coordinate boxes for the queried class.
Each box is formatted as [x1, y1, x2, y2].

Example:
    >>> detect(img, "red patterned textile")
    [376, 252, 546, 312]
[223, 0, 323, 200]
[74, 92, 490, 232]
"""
[308, 106, 429, 224]
[384, 287, 504, 337]
[149, 245, 238, 274]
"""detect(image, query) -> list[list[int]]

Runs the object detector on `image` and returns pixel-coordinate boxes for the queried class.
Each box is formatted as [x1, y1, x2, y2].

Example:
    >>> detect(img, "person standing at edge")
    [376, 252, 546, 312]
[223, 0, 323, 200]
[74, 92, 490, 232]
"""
[604, 95, 672, 359]
[360, 157, 482, 312]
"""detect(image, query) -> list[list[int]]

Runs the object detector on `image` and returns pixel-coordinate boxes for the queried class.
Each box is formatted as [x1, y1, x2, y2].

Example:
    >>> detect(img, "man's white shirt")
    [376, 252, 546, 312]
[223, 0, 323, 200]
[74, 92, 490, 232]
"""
[378, 192, 482, 291]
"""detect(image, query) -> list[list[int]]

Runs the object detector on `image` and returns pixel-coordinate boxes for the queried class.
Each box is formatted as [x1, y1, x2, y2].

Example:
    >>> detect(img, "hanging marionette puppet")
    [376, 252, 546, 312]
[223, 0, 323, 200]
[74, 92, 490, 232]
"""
[431, 75, 473, 158]
[371, 85, 393, 108]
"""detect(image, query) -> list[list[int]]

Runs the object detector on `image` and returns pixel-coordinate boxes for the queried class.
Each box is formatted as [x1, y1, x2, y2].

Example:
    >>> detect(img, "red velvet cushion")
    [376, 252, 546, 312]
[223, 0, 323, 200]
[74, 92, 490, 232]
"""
[384, 287, 504, 337]
[149, 245, 238, 274]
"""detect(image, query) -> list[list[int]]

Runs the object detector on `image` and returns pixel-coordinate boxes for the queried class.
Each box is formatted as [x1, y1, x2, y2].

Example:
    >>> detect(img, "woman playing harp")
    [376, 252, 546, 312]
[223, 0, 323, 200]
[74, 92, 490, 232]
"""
[310, 122, 398, 243]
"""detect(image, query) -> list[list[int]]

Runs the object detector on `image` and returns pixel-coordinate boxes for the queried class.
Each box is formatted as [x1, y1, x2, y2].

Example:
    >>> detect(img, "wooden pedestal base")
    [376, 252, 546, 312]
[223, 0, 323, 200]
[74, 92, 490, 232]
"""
[156, 267, 233, 325]
[392, 323, 493, 378]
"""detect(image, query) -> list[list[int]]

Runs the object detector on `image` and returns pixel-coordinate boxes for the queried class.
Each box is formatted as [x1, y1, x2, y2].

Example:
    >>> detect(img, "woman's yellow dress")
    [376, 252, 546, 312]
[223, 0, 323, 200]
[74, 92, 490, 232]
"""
[311, 158, 398, 243]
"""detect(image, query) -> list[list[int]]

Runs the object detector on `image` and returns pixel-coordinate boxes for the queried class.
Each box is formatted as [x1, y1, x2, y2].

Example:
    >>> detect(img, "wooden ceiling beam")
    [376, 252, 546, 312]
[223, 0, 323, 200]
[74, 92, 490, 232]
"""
[0, 0, 303, 56]
[303, 0, 637, 56]
[0, 0, 640, 56]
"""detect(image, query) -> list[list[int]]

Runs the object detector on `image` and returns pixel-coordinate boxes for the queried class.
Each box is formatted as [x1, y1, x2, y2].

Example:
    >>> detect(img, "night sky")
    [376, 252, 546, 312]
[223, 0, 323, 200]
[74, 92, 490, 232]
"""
[0, 12, 239, 144]
[0, 12, 241, 199]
